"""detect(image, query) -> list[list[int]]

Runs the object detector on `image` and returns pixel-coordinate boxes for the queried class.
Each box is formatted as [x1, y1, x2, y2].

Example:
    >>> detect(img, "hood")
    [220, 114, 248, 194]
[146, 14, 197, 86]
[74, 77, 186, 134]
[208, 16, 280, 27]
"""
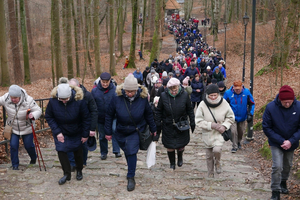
[116, 84, 148, 98]
[50, 85, 83, 101]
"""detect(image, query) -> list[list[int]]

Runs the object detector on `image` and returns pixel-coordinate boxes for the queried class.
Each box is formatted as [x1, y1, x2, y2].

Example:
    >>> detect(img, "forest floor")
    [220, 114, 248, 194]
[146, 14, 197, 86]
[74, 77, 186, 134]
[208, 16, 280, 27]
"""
[1, 1, 300, 199]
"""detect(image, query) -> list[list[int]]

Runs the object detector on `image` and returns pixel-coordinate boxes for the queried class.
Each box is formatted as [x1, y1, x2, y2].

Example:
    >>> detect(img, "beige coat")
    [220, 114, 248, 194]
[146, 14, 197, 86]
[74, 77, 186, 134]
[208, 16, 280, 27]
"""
[0, 89, 42, 135]
[195, 99, 235, 148]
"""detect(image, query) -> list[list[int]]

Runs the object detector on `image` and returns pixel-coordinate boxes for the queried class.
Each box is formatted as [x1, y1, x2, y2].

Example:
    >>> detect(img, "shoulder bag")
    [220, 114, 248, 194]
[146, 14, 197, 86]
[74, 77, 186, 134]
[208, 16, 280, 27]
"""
[205, 103, 232, 141]
[3, 105, 21, 140]
[123, 98, 152, 150]
[168, 96, 190, 132]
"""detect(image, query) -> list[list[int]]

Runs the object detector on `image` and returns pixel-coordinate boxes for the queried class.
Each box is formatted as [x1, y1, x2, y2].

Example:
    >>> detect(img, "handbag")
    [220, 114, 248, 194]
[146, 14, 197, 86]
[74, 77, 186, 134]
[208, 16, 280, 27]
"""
[3, 105, 21, 140]
[168, 96, 190, 132]
[124, 99, 152, 150]
[205, 103, 232, 142]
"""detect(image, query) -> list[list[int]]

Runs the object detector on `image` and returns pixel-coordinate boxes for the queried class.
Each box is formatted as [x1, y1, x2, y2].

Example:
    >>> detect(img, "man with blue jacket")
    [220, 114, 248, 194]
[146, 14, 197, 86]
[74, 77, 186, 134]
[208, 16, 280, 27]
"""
[263, 85, 300, 200]
[92, 72, 121, 160]
[223, 80, 255, 153]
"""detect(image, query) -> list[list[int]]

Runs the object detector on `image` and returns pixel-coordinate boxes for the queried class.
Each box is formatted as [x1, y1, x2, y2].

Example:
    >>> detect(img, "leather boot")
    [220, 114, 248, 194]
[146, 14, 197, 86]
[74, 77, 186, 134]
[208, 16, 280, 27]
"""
[177, 149, 184, 167]
[76, 170, 83, 181]
[127, 177, 136, 191]
[58, 175, 71, 185]
[270, 191, 280, 200]
[206, 148, 214, 178]
[280, 181, 289, 194]
[167, 151, 176, 170]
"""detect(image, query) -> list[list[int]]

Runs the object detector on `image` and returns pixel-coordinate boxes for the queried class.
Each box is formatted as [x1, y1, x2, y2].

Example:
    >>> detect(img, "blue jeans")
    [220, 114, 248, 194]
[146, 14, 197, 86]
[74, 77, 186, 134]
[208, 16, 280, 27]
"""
[67, 142, 88, 166]
[98, 119, 120, 156]
[10, 133, 37, 167]
[270, 146, 294, 191]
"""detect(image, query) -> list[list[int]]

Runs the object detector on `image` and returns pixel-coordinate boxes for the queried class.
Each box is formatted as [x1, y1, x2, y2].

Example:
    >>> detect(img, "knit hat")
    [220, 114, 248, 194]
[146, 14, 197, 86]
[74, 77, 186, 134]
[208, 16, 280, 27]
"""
[206, 84, 220, 95]
[151, 69, 155, 73]
[57, 84, 72, 98]
[168, 72, 173, 76]
[162, 71, 168, 77]
[233, 80, 243, 89]
[154, 58, 158, 61]
[9, 85, 22, 97]
[206, 77, 211, 84]
[211, 78, 218, 84]
[167, 78, 181, 88]
[279, 85, 295, 101]
[182, 77, 189, 85]
[175, 69, 180, 74]
[100, 72, 111, 80]
[146, 66, 150, 70]
[156, 78, 162, 84]
[218, 81, 225, 88]
[207, 66, 211, 70]
[123, 74, 138, 90]
[58, 77, 69, 84]
[162, 78, 169, 86]
[165, 60, 169, 63]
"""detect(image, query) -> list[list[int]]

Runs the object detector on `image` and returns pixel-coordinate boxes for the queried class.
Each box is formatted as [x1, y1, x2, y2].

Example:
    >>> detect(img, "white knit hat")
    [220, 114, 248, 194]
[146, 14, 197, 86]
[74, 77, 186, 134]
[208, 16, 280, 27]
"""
[57, 84, 72, 98]
[9, 85, 22, 97]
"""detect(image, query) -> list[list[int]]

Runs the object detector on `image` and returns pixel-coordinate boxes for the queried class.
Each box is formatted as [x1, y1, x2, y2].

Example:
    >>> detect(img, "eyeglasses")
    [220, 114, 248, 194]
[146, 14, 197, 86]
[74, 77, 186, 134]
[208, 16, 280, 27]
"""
[58, 97, 70, 102]
[125, 90, 136, 94]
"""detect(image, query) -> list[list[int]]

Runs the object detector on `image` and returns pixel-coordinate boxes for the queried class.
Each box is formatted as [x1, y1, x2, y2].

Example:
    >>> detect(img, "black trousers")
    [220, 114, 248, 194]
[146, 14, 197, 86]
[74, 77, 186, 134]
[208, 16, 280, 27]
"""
[58, 148, 83, 177]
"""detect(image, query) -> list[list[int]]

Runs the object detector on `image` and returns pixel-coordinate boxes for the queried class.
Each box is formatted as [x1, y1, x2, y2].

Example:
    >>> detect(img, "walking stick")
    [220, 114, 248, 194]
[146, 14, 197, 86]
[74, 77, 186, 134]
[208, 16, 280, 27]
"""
[27, 109, 46, 171]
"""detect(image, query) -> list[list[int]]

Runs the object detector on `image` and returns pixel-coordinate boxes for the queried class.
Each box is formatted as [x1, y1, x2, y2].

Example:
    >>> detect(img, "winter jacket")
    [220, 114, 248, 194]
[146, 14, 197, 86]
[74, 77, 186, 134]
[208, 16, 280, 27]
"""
[195, 97, 235, 148]
[183, 67, 200, 78]
[81, 85, 98, 131]
[91, 81, 116, 124]
[45, 85, 90, 152]
[173, 74, 184, 83]
[0, 89, 42, 136]
[105, 84, 156, 155]
[162, 63, 173, 73]
[133, 70, 143, 81]
[191, 79, 204, 102]
[212, 71, 223, 82]
[263, 95, 300, 151]
[155, 87, 195, 149]
[213, 67, 227, 78]
[143, 70, 150, 86]
[223, 86, 255, 122]
[146, 72, 160, 87]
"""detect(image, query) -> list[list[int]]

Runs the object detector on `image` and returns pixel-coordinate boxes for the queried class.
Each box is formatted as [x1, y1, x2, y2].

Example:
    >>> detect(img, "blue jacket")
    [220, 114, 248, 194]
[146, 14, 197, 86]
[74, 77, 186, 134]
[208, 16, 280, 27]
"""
[105, 85, 156, 155]
[213, 66, 227, 78]
[191, 79, 203, 102]
[45, 86, 90, 152]
[183, 67, 199, 78]
[92, 81, 116, 124]
[133, 70, 143, 81]
[263, 95, 300, 151]
[223, 86, 255, 122]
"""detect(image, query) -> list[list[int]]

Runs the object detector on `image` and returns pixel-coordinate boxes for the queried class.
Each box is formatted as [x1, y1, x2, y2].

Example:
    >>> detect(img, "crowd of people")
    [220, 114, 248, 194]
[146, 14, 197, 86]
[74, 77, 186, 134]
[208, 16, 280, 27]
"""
[2, 15, 300, 200]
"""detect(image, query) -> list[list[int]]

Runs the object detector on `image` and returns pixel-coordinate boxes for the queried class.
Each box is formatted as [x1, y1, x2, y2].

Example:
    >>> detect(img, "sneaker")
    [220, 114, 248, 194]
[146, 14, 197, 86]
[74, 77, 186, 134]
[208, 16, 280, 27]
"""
[115, 153, 122, 158]
[238, 142, 242, 149]
[101, 155, 107, 160]
[231, 148, 237, 153]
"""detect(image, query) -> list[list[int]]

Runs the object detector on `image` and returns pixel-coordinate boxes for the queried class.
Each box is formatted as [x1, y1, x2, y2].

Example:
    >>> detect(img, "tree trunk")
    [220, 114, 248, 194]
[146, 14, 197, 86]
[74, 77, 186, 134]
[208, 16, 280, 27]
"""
[8, 0, 22, 85]
[262, 0, 269, 23]
[51, 0, 55, 87]
[93, 0, 102, 77]
[128, 0, 138, 69]
[0, 0, 10, 86]
[52, 0, 63, 84]
[24, 0, 34, 58]
[149, 0, 161, 66]
[72, 0, 80, 77]
[140, 0, 146, 52]
[20, 0, 31, 85]
[66, 0, 73, 79]
[146, 0, 155, 50]
[118, 0, 125, 57]
[109, 0, 116, 75]
[77, 0, 82, 46]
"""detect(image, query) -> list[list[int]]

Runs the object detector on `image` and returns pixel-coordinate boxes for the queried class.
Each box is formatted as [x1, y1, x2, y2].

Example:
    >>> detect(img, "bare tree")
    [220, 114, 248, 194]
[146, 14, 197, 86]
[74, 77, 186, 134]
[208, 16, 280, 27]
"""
[109, 0, 116, 75]
[24, 0, 35, 58]
[128, 0, 138, 68]
[93, 0, 102, 77]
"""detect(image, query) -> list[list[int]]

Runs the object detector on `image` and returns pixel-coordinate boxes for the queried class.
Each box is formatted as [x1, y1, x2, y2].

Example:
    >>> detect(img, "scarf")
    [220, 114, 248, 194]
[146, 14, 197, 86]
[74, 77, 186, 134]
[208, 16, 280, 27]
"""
[204, 94, 223, 108]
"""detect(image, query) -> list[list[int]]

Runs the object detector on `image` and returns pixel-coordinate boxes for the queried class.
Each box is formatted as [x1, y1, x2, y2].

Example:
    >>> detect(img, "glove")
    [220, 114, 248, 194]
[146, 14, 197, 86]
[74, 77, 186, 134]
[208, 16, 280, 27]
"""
[191, 124, 195, 133]
[247, 114, 253, 123]
[217, 125, 226, 134]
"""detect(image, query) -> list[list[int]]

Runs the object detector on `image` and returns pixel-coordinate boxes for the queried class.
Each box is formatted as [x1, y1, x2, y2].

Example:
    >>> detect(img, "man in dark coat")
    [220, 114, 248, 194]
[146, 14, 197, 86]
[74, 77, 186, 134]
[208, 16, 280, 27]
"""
[142, 66, 150, 87]
[162, 60, 173, 73]
[92, 72, 121, 160]
[45, 83, 90, 185]
[67, 78, 98, 171]
[263, 85, 300, 200]
[183, 63, 200, 78]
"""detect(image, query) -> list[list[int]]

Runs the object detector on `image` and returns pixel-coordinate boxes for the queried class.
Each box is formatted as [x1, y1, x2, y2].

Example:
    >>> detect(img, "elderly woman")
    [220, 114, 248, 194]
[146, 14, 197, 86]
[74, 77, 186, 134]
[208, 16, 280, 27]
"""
[195, 84, 234, 178]
[0, 85, 42, 170]
[105, 74, 157, 191]
[45, 83, 90, 185]
[155, 78, 195, 170]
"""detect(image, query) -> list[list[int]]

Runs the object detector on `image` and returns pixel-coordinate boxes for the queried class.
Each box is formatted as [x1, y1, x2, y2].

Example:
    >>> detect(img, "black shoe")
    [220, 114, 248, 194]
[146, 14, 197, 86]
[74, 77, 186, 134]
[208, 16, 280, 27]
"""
[76, 171, 83, 181]
[12, 166, 19, 170]
[71, 165, 76, 172]
[177, 150, 184, 167]
[127, 177, 136, 191]
[101, 155, 107, 160]
[270, 191, 280, 200]
[29, 159, 36, 164]
[115, 153, 122, 158]
[167, 151, 176, 170]
[280, 181, 289, 194]
[238, 142, 242, 149]
[231, 148, 237, 153]
[58, 175, 71, 185]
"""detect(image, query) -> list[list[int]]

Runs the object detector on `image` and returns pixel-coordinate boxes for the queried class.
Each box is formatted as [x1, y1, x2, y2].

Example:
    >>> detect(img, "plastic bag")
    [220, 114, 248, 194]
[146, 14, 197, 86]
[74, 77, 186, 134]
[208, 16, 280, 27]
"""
[146, 142, 156, 169]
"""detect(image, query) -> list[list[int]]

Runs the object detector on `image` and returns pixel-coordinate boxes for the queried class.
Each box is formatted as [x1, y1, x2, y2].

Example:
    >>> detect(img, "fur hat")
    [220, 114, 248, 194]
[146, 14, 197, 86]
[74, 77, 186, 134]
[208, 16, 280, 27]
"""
[167, 78, 180, 88]
[57, 84, 72, 98]
[59, 77, 69, 84]
[206, 84, 220, 94]
[279, 85, 295, 101]
[9, 85, 22, 97]
[123, 74, 138, 91]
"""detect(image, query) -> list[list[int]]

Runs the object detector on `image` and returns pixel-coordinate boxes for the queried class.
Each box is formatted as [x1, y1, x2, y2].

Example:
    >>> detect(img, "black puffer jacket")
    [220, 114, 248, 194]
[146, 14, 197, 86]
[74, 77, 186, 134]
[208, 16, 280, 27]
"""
[155, 87, 195, 149]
